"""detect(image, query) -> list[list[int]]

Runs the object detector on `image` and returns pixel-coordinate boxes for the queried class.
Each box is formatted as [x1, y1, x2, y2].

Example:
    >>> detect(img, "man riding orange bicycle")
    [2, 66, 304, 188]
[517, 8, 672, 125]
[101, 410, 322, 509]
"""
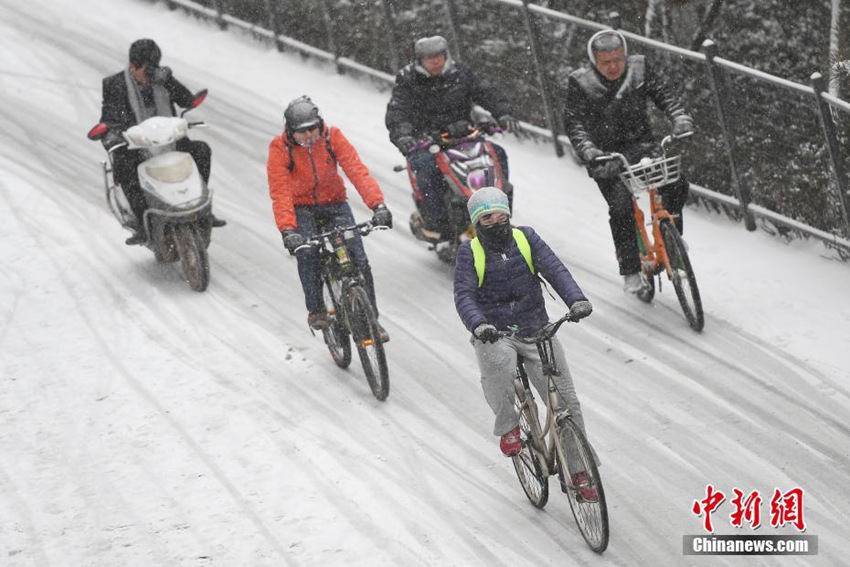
[564, 29, 694, 294]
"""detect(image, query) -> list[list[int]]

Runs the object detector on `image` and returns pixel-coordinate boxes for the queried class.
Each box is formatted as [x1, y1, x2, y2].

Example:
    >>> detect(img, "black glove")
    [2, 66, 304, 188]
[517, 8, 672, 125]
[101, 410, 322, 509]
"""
[282, 229, 305, 255]
[473, 323, 500, 344]
[446, 120, 473, 139]
[589, 159, 622, 180]
[372, 204, 393, 228]
[581, 146, 604, 163]
[672, 114, 694, 137]
[497, 114, 521, 134]
[396, 135, 419, 155]
[152, 66, 173, 83]
[569, 300, 593, 321]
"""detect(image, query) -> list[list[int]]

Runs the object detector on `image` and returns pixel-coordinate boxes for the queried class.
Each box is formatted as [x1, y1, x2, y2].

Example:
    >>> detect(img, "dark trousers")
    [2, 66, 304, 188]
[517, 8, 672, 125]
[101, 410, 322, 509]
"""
[112, 139, 212, 226]
[408, 142, 508, 233]
[293, 202, 378, 316]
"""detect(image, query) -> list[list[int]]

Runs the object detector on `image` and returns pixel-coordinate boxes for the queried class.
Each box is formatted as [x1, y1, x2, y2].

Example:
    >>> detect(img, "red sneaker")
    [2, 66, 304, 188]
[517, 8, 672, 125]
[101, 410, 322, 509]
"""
[499, 426, 521, 457]
[572, 471, 598, 502]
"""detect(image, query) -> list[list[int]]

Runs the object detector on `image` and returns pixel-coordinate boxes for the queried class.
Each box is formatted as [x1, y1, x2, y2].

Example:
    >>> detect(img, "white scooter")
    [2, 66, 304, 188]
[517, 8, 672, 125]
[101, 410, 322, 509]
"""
[88, 90, 214, 292]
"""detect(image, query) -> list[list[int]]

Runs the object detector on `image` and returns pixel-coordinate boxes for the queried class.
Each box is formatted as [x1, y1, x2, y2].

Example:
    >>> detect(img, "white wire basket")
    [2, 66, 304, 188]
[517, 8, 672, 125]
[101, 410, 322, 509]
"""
[619, 154, 682, 194]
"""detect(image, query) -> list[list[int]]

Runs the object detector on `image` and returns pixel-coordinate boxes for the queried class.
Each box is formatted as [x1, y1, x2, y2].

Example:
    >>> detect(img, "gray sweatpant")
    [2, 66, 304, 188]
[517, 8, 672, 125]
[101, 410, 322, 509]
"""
[473, 335, 599, 466]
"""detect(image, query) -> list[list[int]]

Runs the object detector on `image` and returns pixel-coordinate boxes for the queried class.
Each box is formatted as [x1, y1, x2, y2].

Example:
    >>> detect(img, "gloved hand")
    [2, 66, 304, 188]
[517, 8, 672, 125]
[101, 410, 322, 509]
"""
[672, 114, 694, 137]
[568, 300, 593, 321]
[282, 229, 305, 255]
[396, 135, 419, 155]
[372, 203, 393, 228]
[446, 120, 473, 139]
[581, 146, 604, 164]
[589, 159, 622, 180]
[103, 130, 124, 151]
[497, 114, 521, 134]
[152, 66, 172, 83]
[473, 323, 500, 344]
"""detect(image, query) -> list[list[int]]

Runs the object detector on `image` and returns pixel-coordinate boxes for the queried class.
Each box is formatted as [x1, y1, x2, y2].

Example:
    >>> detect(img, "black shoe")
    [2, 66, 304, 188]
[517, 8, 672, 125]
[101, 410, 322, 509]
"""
[125, 231, 146, 246]
[210, 215, 227, 228]
[377, 322, 390, 343]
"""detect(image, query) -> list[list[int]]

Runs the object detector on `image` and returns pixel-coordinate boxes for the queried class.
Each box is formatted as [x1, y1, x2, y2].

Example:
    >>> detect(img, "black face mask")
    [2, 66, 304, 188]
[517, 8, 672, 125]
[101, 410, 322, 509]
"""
[477, 220, 512, 248]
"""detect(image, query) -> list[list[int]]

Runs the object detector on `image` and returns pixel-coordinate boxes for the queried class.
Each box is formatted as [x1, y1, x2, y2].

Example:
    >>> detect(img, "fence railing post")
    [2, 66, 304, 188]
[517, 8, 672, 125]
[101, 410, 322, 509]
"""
[380, 0, 401, 73]
[520, 0, 563, 157]
[443, 0, 463, 62]
[320, 0, 343, 75]
[811, 72, 850, 236]
[264, 0, 284, 52]
[702, 40, 756, 231]
[210, 0, 228, 30]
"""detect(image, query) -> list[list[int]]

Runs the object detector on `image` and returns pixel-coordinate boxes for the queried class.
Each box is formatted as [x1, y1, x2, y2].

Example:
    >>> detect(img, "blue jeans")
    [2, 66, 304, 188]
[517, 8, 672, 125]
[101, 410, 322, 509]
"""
[293, 202, 378, 315]
[409, 142, 509, 233]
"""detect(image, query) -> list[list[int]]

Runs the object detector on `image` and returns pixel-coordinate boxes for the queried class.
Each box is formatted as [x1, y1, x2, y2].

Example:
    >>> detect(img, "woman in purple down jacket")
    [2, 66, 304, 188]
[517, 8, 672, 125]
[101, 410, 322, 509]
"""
[453, 187, 598, 462]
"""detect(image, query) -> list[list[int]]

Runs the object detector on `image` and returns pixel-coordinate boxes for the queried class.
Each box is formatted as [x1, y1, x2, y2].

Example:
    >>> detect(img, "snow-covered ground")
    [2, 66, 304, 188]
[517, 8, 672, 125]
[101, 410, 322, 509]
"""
[1, 0, 848, 565]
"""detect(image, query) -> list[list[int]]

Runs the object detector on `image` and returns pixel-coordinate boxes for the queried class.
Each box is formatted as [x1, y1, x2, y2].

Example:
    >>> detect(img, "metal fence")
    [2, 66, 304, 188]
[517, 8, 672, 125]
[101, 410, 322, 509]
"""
[159, 0, 850, 257]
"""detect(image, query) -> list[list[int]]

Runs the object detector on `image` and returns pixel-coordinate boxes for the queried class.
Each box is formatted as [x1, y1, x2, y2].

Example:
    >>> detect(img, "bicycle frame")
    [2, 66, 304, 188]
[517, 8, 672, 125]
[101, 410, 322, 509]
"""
[512, 315, 575, 481]
[607, 135, 687, 279]
[515, 352, 571, 482]
[307, 221, 374, 340]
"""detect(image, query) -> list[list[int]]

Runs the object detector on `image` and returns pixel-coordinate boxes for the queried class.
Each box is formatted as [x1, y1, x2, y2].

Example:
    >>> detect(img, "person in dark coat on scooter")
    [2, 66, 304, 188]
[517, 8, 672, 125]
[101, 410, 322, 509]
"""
[99, 38, 225, 245]
[385, 35, 519, 242]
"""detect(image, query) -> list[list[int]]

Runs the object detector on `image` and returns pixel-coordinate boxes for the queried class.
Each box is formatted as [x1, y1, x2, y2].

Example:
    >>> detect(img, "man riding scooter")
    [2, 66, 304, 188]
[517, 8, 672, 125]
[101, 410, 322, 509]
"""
[98, 38, 225, 245]
[385, 35, 519, 242]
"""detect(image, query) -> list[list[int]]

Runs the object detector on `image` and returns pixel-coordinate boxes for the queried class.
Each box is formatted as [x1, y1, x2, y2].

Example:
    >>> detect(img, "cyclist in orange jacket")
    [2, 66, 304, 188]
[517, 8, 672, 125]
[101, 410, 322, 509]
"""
[268, 96, 393, 339]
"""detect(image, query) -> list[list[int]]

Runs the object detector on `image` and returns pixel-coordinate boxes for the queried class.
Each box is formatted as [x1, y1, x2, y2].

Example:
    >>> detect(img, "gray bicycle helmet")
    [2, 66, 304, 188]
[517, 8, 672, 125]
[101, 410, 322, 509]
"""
[283, 95, 323, 136]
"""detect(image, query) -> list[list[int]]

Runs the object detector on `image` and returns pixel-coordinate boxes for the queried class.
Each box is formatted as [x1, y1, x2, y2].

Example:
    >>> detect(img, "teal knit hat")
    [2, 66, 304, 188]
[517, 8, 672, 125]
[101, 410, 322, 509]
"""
[467, 186, 511, 225]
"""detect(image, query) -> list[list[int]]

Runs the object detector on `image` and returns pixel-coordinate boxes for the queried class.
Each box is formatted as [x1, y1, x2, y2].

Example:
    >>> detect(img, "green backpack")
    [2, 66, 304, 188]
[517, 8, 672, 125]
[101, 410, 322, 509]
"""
[469, 228, 535, 287]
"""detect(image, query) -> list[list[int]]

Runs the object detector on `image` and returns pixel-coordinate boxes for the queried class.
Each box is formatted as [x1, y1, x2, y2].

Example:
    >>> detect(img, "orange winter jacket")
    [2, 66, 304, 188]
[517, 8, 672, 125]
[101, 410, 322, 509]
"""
[267, 125, 385, 231]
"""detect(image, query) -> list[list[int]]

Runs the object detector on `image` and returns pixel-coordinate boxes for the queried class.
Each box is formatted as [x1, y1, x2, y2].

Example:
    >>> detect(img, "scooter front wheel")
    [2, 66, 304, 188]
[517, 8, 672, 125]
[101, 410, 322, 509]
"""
[174, 223, 210, 292]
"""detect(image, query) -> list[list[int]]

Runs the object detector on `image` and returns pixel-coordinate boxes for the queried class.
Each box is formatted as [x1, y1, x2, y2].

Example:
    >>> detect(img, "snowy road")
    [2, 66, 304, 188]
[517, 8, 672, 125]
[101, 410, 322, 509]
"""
[1, 1, 848, 565]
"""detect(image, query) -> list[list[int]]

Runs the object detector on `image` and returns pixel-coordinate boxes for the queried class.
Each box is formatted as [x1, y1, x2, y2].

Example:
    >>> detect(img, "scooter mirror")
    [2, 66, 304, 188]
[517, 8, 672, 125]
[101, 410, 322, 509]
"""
[191, 89, 208, 108]
[87, 122, 109, 141]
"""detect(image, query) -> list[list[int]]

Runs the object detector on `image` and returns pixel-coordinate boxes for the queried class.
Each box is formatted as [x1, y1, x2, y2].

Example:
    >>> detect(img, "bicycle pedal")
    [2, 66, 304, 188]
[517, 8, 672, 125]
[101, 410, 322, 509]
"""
[554, 411, 571, 425]
[360, 338, 375, 348]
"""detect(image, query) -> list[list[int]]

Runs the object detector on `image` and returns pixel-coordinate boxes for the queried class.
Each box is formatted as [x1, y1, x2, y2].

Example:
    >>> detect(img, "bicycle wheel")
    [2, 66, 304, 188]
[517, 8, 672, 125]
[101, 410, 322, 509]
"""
[511, 386, 549, 509]
[322, 277, 351, 368]
[660, 221, 704, 332]
[346, 285, 389, 401]
[554, 418, 609, 553]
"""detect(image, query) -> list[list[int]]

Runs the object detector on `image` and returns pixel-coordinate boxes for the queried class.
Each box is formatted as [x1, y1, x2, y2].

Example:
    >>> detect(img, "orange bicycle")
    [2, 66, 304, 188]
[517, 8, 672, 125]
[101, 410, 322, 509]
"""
[602, 134, 704, 332]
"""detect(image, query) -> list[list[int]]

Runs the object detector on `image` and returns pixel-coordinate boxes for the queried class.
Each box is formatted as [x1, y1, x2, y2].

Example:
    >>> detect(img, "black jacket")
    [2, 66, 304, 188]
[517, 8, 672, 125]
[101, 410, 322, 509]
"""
[99, 68, 195, 139]
[563, 55, 687, 163]
[385, 61, 512, 149]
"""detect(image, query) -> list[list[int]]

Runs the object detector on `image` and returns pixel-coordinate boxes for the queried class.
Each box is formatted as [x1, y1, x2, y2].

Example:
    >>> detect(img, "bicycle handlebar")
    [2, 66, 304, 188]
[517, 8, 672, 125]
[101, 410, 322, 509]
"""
[497, 312, 578, 343]
[294, 220, 386, 252]
[417, 124, 501, 152]
[593, 131, 692, 167]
